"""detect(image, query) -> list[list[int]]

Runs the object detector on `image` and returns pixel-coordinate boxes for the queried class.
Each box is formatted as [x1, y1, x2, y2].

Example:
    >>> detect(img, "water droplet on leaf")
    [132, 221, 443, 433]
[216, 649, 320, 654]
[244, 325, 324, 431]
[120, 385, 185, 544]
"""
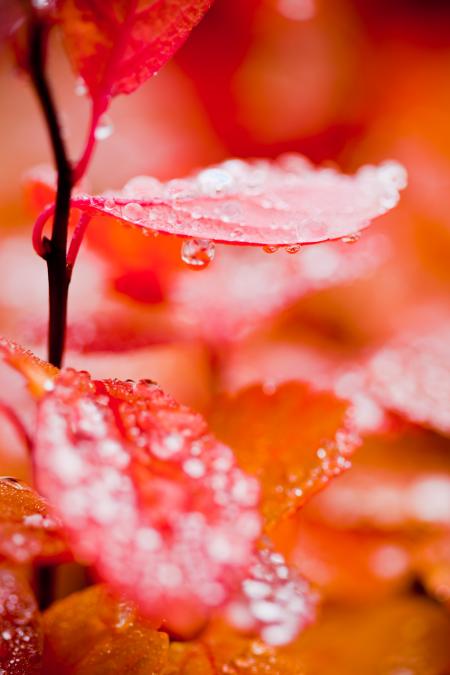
[94, 115, 114, 140]
[285, 244, 301, 254]
[181, 239, 215, 269]
[263, 245, 279, 254]
[342, 232, 361, 244]
[74, 77, 88, 97]
[122, 202, 145, 222]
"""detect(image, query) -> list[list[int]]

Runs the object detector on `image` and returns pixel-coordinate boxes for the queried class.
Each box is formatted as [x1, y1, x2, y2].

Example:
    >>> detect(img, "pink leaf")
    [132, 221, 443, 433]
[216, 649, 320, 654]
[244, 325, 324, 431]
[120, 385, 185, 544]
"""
[58, 0, 213, 99]
[33, 369, 262, 633]
[70, 155, 406, 246]
[366, 317, 450, 435]
[170, 233, 389, 342]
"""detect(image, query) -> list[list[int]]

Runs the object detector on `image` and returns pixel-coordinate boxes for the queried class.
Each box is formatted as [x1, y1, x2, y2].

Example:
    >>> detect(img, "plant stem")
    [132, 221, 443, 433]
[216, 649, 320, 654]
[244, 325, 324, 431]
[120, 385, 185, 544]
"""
[28, 18, 72, 369]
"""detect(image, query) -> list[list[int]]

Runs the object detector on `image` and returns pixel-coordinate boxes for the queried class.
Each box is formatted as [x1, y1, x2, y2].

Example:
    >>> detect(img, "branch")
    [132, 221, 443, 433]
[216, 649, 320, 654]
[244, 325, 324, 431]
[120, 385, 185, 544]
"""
[27, 19, 72, 368]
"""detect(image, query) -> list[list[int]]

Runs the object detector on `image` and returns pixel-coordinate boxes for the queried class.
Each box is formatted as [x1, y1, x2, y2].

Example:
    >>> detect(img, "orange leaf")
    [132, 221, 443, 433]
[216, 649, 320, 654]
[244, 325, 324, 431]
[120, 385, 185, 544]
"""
[303, 428, 450, 531]
[42, 585, 168, 675]
[209, 382, 359, 529]
[0, 477, 67, 564]
[0, 337, 57, 399]
[188, 597, 450, 674]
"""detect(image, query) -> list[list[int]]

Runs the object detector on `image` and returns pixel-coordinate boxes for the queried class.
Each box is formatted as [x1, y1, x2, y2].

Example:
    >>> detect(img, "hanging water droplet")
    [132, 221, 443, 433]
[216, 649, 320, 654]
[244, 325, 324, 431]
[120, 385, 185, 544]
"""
[341, 232, 361, 244]
[285, 244, 301, 254]
[181, 239, 215, 269]
[94, 114, 114, 141]
[263, 245, 279, 254]
[74, 77, 88, 97]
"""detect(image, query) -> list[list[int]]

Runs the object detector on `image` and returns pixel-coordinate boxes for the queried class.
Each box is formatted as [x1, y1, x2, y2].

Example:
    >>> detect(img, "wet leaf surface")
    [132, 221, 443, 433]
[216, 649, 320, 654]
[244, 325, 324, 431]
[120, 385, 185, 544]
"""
[210, 382, 360, 529]
[0, 564, 43, 674]
[59, 0, 213, 99]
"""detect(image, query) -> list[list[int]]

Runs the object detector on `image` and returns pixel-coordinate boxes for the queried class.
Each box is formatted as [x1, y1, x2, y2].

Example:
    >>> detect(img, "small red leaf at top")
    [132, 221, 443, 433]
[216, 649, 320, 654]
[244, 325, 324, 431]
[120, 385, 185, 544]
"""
[33, 369, 262, 633]
[58, 0, 213, 100]
[70, 155, 407, 246]
[366, 317, 450, 434]
[209, 382, 360, 529]
[0, 564, 43, 674]
[0, 477, 67, 564]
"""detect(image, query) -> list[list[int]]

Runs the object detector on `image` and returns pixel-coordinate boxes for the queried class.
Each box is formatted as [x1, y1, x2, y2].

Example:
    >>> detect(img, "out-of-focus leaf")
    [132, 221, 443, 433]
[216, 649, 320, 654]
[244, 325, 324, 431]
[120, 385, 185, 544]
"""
[43, 585, 168, 675]
[277, 516, 413, 602]
[169, 233, 390, 343]
[367, 319, 450, 435]
[0, 477, 67, 564]
[58, 0, 213, 99]
[303, 429, 450, 531]
[0, 564, 43, 674]
[178, 597, 450, 674]
[209, 382, 360, 529]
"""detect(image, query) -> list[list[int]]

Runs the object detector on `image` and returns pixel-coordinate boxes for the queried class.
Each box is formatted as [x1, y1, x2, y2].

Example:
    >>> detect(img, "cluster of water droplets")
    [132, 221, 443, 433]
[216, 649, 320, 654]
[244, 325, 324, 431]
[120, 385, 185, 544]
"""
[34, 371, 263, 626]
[69, 154, 408, 272]
[226, 546, 317, 647]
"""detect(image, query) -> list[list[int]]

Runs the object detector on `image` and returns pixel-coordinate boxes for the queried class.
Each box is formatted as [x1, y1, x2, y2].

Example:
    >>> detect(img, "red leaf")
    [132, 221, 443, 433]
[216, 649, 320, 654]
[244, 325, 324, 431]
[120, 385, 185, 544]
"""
[366, 317, 450, 434]
[0, 477, 67, 565]
[0, 564, 43, 674]
[70, 155, 407, 246]
[58, 0, 213, 100]
[33, 369, 262, 633]
[209, 382, 360, 529]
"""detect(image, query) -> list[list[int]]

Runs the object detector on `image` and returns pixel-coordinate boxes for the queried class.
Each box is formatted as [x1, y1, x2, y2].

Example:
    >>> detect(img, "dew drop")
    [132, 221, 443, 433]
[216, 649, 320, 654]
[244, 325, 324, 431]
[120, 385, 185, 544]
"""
[198, 168, 234, 195]
[32, 0, 54, 9]
[263, 245, 279, 254]
[122, 202, 145, 222]
[94, 115, 114, 141]
[341, 232, 361, 244]
[0, 477, 29, 491]
[74, 77, 88, 97]
[181, 239, 215, 269]
[285, 244, 301, 254]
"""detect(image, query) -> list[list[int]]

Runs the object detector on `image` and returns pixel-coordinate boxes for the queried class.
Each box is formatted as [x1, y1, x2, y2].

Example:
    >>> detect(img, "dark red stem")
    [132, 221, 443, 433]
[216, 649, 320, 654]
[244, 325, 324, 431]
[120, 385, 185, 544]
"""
[28, 19, 72, 369]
